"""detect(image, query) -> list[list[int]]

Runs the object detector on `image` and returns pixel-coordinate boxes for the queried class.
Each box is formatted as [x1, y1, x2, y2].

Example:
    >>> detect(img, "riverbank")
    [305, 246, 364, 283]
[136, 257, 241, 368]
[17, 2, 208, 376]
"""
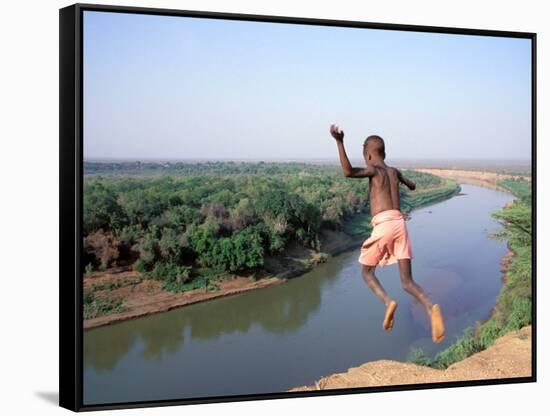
[84, 273, 285, 330]
[83, 179, 460, 331]
[414, 168, 530, 192]
[289, 325, 531, 391]
[478, 245, 515, 326]
[83, 232, 363, 330]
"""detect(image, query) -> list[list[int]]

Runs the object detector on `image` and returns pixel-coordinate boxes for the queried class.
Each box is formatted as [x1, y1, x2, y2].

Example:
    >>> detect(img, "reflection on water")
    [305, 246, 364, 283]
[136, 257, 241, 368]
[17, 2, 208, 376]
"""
[84, 265, 330, 372]
[84, 184, 514, 405]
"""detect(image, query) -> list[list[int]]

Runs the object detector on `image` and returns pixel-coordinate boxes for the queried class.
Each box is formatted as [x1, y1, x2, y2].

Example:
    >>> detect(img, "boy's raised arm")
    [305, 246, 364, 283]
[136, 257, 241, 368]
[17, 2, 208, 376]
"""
[330, 124, 376, 178]
[397, 169, 416, 190]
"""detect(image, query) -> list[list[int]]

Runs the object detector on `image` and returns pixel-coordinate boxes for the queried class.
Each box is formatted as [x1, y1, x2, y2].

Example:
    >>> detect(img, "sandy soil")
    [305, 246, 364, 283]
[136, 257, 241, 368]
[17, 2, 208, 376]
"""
[415, 169, 530, 191]
[289, 325, 532, 391]
[84, 271, 283, 330]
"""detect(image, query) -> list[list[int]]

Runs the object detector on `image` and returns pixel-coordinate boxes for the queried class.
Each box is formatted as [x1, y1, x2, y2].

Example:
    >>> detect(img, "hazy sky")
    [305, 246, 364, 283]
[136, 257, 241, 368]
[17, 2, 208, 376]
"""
[83, 11, 532, 161]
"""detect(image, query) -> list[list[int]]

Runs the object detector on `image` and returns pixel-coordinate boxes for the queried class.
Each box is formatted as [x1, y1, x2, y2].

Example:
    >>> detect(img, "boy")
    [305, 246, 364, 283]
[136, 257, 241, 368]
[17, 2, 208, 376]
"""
[330, 124, 445, 343]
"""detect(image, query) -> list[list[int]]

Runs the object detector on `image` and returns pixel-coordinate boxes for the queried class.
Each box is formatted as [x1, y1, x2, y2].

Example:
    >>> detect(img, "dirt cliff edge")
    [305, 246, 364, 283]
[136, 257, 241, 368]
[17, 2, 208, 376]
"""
[289, 325, 531, 391]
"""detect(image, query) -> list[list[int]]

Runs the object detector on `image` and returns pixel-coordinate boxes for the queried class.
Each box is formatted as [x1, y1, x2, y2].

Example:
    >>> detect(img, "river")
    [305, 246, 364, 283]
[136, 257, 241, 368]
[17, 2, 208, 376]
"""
[83, 184, 514, 405]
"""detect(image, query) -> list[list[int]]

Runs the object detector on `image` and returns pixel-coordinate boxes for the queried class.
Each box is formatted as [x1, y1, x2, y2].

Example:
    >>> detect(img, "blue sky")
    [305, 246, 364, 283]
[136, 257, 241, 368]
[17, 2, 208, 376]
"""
[83, 11, 532, 161]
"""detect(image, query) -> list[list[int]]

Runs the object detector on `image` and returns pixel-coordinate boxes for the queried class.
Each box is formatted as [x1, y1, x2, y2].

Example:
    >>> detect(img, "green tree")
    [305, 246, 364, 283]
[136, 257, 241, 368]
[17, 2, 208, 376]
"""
[83, 180, 124, 233]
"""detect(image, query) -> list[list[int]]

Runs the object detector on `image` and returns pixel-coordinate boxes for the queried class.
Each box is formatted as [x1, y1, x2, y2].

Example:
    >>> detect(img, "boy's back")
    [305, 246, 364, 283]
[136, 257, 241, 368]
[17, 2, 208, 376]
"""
[368, 165, 402, 217]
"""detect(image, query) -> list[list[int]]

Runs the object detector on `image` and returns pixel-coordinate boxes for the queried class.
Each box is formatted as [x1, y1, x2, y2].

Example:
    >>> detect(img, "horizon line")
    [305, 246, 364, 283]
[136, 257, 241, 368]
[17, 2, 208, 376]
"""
[83, 157, 531, 164]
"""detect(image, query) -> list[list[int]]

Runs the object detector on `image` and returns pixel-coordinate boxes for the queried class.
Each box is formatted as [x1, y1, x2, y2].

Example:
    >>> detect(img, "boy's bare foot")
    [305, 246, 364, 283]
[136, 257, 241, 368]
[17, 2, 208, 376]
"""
[430, 304, 445, 343]
[383, 300, 397, 331]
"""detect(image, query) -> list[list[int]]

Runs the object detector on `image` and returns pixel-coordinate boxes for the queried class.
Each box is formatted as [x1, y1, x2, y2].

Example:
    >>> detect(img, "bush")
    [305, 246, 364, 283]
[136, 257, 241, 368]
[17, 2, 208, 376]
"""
[138, 228, 160, 267]
[206, 226, 265, 272]
[133, 258, 146, 273]
[477, 317, 504, 349]
[83, 289, 94, 305]
[85, 263, 93, 278]
[83, 290, 126, 320]
[168, 276, 210, 292]
[313, 252, 329, 264]
[158, 227, 187, 262]
[148, 262, 193, 292]
[83, 230, 120, 270]
[503, 297, 532, 333]
[408, 347, 433, 367]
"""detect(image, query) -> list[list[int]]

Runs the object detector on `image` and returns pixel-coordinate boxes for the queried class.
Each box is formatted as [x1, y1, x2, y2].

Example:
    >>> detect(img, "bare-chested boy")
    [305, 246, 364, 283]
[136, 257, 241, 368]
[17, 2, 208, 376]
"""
[330, 123, 445, 343]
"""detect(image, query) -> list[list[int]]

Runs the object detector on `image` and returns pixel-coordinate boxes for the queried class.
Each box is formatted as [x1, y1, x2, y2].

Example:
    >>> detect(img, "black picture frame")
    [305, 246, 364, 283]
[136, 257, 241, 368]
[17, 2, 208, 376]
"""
[59, 3, 537, 412]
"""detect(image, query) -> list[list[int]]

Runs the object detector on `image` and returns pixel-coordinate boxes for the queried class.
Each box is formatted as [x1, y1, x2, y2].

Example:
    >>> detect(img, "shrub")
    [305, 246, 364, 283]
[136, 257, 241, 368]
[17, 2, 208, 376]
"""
[206, 226, 265, 272]
[85, 263, 93, 278]
[133, 258, 146, 273]
[83, 230, 120, 270]
[83, 290, 126, 320]
[408, 347, 433, 367]
[313, 252, 329, 264]
[477, 317, 504, 349]
[503, 297, 532, 332]
[148, 262, 193, 293]
[138, 228, 160, 267]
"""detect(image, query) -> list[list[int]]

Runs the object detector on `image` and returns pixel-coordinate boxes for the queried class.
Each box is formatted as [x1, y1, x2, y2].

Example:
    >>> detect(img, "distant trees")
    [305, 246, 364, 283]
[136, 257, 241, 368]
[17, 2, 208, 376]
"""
[83, 162, 443, 283]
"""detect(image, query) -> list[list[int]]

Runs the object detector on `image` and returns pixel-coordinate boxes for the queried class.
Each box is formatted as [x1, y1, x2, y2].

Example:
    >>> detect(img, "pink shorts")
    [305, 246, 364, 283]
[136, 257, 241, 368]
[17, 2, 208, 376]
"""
[358, 209, 413, 267]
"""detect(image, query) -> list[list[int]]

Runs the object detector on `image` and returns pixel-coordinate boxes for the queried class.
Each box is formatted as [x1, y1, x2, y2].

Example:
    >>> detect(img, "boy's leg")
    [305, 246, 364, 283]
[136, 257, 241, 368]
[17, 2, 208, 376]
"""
[398, 259, 445, 343]
[397, 259, 433, 314]
[361, 265, 397, 331]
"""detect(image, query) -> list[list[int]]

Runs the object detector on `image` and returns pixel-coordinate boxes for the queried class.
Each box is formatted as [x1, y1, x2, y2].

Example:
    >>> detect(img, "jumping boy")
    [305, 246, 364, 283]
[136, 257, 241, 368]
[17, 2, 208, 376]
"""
[330, 124, 445, 343]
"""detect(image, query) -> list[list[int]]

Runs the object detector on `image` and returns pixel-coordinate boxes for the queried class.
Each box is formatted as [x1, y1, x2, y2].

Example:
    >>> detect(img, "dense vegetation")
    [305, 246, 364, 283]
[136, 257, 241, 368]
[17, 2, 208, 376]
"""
[409, 176, 532, 369]
[82, 162, 456, 296]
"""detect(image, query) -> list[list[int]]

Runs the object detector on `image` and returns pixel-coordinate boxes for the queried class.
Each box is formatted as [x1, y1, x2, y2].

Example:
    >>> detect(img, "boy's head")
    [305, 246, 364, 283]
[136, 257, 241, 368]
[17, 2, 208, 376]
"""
[363, 135, 386, 161]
